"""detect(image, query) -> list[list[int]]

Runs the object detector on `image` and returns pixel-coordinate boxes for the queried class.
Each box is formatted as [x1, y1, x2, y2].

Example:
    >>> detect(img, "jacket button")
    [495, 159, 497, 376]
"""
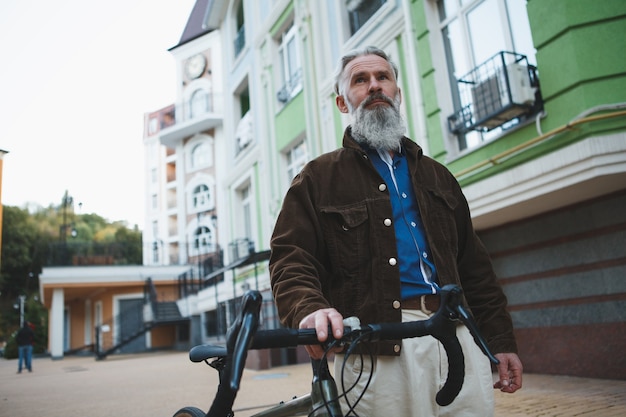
[394, 344, 401, 353]
[379, 184, 387, 192]
[392, 300, 401, 309]
[388, 257, 397, 266]
[384, 218, 392, 226]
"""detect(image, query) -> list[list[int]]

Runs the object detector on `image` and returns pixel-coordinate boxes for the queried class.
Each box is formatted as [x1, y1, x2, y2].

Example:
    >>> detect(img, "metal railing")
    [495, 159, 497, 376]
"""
[178, 249, 224, 297]
[46, 241, 141, 266]
[95, 277, 187, 359]
[447, 51, 543, 135]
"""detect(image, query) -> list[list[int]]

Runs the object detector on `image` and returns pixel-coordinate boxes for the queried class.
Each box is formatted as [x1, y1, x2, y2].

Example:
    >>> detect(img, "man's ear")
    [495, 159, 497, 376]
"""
[336, 95, 349, 114]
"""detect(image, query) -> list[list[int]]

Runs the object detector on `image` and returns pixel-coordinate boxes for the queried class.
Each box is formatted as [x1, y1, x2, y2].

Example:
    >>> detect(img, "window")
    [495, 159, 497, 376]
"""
[151, 221, 160, 264]
[190, 88, 210, 118]
[286, 140, 308, 181]
[151, 168, 157, 183]
[237, 183, 253, 241]
[191, 143, 209, 169]
[187, 174, 215, 212]
[194, 226, 213, 253]
[192, 184, 211, 210]
[152, 241, 160, 263]
[438, 0, 536, 150]
[151, 194, 158, 210]
[234, 2, 245, 57]
[205, 309, 219, 337]
[276, 22, 302, 103]
[235, 111, 253, 153]
[346, 0, 387, 35]
[235, 85, 251, 156]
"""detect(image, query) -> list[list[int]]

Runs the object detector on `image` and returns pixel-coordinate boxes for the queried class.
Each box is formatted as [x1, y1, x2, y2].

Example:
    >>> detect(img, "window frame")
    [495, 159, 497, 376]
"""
[285, 139, 308, 182]
[276, 20, 302, 104]
[434, 0, 537, 152]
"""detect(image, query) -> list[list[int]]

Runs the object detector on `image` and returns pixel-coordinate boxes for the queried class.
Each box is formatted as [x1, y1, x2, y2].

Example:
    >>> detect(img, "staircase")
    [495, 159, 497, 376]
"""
[95, 278, 189, 360]
[154, 301, 185, 323]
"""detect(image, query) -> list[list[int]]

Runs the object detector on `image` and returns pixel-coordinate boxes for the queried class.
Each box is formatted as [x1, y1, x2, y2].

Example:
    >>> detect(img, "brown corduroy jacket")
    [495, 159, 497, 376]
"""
[270, 128, 518, 356]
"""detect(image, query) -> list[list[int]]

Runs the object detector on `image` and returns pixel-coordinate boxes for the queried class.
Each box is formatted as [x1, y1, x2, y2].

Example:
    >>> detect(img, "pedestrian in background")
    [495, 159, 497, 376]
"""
[16, 321, 35, 373]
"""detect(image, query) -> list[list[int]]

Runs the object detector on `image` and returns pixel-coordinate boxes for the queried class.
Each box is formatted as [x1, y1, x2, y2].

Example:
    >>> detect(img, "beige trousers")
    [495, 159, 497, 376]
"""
[333, 309, 494, 416]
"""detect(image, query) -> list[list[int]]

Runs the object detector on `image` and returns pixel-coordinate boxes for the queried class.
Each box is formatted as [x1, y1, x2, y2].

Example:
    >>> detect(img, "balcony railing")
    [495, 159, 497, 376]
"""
[448, 51, 543, 135]
[276, 68, 303, 104]
[46, 242, 142, 266]
[146, 93, 223, 139]
[177, 248, 224, 297]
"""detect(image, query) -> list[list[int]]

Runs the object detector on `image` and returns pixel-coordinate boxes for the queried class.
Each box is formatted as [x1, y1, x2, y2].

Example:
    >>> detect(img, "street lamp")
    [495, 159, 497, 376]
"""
[14, 295, 26, 327]
[59, 191, 79, 264]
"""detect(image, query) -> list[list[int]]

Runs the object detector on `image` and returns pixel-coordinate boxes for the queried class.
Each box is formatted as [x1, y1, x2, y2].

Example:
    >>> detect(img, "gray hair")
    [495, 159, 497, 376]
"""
[333, 46, 399, 96]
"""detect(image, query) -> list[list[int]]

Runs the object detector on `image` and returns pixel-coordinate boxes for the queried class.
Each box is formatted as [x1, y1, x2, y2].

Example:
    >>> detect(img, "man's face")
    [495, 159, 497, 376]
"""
[336, 54, 401, 114]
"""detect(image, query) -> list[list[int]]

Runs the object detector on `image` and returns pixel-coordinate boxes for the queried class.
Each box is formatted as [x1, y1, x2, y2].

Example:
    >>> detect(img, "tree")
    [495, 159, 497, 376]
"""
[0, 206, 42, 297]
[0, 206, 44, 343]
[0, 199, 143, 344]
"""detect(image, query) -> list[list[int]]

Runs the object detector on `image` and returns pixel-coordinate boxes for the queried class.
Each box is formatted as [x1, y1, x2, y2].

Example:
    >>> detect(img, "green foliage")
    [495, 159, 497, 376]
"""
[0, 196, 142, 343]
[2, 296, 48, 359]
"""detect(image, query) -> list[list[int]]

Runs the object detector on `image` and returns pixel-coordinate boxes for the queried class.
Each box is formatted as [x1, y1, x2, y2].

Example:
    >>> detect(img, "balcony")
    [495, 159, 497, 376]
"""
[448, 51, 543, 135]
[159, 93, 223, 148]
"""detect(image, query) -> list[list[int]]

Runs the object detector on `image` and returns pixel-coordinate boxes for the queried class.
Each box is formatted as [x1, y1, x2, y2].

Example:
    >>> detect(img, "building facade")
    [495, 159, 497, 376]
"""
[144, 0, 626, 378]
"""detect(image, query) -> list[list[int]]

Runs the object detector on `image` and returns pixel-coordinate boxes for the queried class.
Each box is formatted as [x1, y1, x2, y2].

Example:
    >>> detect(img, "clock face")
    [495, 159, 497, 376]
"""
[185, 54, 207, 79]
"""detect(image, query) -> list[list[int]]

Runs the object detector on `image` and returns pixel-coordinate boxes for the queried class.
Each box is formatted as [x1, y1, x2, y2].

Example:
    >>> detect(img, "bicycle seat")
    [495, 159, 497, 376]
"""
[189, 344, 228, 362]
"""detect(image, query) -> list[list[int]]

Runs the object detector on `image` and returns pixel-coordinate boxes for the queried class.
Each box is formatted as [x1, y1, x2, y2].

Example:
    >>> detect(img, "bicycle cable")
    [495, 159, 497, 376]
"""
[309, 329, 378, 417]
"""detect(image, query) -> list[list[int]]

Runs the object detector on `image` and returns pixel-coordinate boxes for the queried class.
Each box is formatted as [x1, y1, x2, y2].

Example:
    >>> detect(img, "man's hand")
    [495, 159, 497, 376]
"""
[493, 353, 523, 393]
[299, 308, 345, 359]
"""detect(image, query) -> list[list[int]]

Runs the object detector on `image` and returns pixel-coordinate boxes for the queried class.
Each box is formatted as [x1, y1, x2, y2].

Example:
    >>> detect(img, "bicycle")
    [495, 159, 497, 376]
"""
[173, 284, 499, 417]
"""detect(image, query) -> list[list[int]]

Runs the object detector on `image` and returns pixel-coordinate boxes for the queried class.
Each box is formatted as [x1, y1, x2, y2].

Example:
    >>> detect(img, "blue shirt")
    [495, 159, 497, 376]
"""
[368, 147, 439, 298]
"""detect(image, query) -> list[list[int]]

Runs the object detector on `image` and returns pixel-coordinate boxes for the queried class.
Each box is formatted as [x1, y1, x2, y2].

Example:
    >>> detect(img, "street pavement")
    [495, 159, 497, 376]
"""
[1, 351, 625, 416]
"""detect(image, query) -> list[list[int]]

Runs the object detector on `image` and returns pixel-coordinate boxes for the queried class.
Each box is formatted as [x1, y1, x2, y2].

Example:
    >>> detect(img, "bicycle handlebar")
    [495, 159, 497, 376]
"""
[192, 284, 499, 416]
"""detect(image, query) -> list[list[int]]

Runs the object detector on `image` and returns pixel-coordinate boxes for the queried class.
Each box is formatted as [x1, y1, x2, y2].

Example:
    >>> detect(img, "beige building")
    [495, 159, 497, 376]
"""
[39, 265, 190, 359]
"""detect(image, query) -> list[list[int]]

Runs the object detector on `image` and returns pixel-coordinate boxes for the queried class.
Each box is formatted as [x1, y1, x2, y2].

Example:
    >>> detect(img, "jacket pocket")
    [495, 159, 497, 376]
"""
[423, 188, 460, 270]
[319, 203, 370, 280]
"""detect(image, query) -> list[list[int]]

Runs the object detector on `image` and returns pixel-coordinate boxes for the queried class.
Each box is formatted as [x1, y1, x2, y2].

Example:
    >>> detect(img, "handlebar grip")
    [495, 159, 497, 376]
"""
[251, 327, 319, 349]
[372, 320, 464, 406]
[229, 312, 258, 391]
[434, 333, 465, 406]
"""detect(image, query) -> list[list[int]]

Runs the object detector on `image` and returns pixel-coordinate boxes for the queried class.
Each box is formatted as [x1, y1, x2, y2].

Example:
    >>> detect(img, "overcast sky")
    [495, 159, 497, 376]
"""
[0, 0, 196, 228]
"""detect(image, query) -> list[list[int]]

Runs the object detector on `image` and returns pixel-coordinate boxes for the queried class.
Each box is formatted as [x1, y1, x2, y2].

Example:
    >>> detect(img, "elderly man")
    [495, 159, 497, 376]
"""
[270, 46, 522, 416]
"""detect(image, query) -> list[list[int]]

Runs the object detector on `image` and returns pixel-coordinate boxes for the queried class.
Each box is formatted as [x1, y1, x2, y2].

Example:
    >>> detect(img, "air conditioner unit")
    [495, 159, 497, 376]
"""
[472, 63, 535, 129]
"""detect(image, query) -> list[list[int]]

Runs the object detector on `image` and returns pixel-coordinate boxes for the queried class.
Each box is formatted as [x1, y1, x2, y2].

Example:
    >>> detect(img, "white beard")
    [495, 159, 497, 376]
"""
[349, 92, 406, 152]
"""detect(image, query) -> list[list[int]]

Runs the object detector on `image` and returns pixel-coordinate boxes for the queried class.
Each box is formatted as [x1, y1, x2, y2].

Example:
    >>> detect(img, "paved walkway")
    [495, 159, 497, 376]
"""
[1, 351, 625, 416]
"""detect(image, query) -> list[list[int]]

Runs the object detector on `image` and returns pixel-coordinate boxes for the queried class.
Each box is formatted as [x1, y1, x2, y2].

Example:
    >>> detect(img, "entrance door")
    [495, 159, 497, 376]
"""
[118, 298, 146, 353]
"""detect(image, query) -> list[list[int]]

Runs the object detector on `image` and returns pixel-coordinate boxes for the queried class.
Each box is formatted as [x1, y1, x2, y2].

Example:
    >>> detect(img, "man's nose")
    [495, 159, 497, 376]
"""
[368, 77, 382, 92]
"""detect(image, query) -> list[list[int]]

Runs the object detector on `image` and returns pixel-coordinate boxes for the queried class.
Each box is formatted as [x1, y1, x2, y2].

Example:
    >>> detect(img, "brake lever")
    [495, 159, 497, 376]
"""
[453, 303, 499, 365]
[440, 285, 499, 365]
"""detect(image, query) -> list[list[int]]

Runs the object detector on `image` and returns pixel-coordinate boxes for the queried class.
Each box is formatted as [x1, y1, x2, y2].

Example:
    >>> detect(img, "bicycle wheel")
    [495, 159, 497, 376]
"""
[173, 406, 206, 417]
